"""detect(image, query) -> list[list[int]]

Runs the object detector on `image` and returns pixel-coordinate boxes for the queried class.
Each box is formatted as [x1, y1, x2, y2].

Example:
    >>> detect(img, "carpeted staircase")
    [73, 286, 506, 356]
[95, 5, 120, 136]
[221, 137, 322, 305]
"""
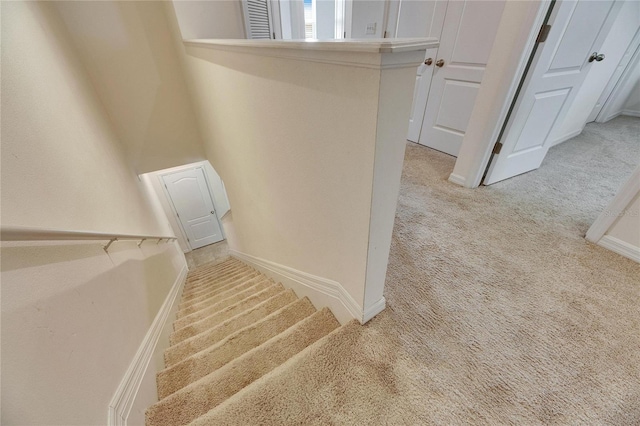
[146, 257, 343, 426]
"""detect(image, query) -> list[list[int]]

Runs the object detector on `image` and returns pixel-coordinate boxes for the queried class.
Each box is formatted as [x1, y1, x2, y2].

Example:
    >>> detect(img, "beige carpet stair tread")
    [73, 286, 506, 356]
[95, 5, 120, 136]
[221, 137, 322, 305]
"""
[170, 287, 297, 346]
[173, 280, 278, 332]
[184, 263, 246, 287]
[166, 284, 287, 366]
[184, 320, 421, 426]
[187, 257, 236, 274]
[157, 297, 316, 399]
[181, 271, 259, 302]
[176, 279, 273, 321]
[183, 265, 254, 293]
[146, 308, 340, 426]
[180, 272, 264, 306]
[184, 267, 255, 295]
[177, 273, 264, 313]
[185, 259, 240, 280]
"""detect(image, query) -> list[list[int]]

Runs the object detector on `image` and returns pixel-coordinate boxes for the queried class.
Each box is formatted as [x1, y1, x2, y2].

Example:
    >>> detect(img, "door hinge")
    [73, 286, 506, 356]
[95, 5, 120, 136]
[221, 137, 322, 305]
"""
[164, 184, 168, 189]
[187, 237, 190, 242]
[176, 213, 180, 218]
[383, 30, 388, 38]
[536, 24, 551, 43]
[492, 142, 503, 155]
[344, 31, 346, 39]
[273, 32, 276, 39]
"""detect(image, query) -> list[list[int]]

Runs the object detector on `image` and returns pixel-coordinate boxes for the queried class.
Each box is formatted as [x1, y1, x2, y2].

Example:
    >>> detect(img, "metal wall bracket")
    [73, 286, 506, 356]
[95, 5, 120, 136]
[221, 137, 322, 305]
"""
[103, 238, 118, 252]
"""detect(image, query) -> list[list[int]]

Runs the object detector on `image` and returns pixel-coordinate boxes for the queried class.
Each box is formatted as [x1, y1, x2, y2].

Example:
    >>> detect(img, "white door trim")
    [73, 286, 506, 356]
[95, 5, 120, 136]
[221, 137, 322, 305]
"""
[448, 0, 552, 188]
[586, 166, 640, 244]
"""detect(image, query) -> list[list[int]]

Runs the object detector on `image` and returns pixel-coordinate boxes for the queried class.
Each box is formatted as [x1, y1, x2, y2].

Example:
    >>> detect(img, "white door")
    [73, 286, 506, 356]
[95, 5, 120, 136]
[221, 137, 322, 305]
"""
[408, 47, 439, 141]
[414, 1, 505, 156]
[404, 0, 448, 142]
[162, 168, 224, 249]
[484, 0, 624, 185]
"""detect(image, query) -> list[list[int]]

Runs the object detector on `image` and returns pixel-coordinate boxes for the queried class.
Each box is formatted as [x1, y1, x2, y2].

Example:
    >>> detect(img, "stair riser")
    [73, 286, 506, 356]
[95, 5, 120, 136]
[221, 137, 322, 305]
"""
[184, 266, 253, 292]
[181, 270, 260, 301]
[179, 273, 263, 309]
[170, 288, 295, 345]
[166, 286, 290, 365]
[157, 298, 316, 398]
[173, 281, 276, 332]
[147, 309, 339, 426]
[176, 279, 271, 320]
[179, 275, 262, 309]
[185, 262, 246, 284]
[185, 259, 239, 280]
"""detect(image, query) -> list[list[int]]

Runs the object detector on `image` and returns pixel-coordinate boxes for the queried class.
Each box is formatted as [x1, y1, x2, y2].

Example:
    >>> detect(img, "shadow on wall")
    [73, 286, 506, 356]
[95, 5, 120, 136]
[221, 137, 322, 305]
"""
[1, 241, 183, 425]
[51, 1, 205, 174]
[183, 44, 378, 96]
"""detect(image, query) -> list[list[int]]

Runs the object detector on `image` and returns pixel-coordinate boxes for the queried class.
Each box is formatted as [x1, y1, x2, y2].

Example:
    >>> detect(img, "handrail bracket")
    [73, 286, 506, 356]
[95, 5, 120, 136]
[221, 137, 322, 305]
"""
[103, 238, 118, 253]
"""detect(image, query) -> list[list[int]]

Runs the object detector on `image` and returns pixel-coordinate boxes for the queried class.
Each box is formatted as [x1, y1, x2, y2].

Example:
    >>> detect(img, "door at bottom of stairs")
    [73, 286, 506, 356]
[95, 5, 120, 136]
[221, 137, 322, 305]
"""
[162, 167, 224, 249]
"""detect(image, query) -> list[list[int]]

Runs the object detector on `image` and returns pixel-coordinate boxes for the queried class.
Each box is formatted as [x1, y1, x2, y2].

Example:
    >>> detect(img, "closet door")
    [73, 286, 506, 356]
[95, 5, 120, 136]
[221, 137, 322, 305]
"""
[416, 0, 505, 156]
[403, 0, 449, 142]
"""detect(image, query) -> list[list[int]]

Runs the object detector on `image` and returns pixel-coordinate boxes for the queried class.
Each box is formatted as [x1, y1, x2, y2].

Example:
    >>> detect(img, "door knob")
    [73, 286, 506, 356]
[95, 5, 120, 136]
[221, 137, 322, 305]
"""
[424, 58, 433, 66]
[435, 59, 445, 67]
[589, 52, 605, 62]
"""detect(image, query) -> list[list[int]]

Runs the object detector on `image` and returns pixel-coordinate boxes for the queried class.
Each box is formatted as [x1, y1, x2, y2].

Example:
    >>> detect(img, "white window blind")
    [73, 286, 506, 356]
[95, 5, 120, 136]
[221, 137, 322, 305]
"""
[244, 0, 273, 39]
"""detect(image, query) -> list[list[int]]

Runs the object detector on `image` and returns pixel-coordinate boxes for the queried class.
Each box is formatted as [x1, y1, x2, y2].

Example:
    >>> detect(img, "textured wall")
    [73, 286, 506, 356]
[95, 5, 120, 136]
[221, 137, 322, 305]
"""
[1, 2, 186, 424]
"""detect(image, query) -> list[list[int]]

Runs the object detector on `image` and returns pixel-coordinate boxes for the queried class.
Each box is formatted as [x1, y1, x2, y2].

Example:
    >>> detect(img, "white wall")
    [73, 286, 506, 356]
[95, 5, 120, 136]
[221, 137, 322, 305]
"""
[388, 0, 444, 38]
[551, 0, 640, 144]
[587, 166, 640, 263]
[599, 51, 640, 121]
[279, 0, 306, 39]
[623, 77, 640, 115]
[178, 45, 378, 307]
[1, 2, 185, 424]
[316, 0, 336, 39]
[164, 4, 424, 320]
[53, 1, 207, 174]
[607, 192, 640, 250]
[350, 0, 386, 38]
[172, 0, 246, 39]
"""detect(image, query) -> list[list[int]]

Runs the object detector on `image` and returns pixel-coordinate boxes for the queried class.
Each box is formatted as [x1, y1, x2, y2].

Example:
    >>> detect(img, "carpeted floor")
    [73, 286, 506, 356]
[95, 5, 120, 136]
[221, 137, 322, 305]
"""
[189, 116, 640, 424]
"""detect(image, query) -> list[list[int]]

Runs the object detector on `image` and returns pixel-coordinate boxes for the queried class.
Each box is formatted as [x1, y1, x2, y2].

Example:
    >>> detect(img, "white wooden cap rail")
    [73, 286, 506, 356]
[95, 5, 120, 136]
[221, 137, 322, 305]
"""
[0, 225, 177, 252]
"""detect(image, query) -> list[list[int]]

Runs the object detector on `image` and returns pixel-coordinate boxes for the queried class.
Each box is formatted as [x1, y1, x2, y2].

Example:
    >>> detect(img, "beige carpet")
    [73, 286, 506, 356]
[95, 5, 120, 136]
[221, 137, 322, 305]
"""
[189, 116, 639, 424]
[146, 258, 341, 426]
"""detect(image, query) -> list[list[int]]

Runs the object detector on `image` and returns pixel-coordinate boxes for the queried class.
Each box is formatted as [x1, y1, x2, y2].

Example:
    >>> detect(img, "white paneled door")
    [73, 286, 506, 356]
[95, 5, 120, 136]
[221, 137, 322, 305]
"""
[484, 0, 624, 185]
[413, 0, 505, 156]
[162, 168, 224, 249]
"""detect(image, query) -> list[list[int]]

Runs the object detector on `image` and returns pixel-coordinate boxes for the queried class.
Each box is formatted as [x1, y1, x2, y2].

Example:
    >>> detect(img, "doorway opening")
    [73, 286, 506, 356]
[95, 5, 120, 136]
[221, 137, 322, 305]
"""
[480, 0, 639, 258]
[140, 161, 231, 253]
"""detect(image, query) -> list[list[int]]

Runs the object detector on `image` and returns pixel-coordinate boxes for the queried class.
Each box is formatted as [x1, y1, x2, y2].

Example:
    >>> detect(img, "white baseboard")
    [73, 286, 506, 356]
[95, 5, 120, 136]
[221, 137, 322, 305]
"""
[621, 109, 640, 118]
[549, 128, 582, 147]
[597, 235, 640, 263]
[587, 167, 640, 243]
[598, 110, 622, 123]
[448, 173, 467, 187]
[108, 264, 188, 426]
[229, 249, 381, 324]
